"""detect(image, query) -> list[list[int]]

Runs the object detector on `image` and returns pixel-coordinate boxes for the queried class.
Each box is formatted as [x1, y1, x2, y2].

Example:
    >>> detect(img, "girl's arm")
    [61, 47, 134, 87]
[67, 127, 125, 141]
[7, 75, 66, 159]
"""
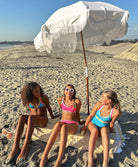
[80, 102, 101, 133]
[75, 98, 81, 124]
[110, 109, 121, 128]
[57, 96, 62, 107]
[44, 95, 55, 119]
[85, 101, 101, 127]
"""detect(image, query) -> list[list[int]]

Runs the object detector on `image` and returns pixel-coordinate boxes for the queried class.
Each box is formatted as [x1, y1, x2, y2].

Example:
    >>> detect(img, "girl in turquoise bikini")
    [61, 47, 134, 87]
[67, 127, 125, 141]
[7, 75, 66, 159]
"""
[81, 90, 121, 167]
[7, 82, 57, 164]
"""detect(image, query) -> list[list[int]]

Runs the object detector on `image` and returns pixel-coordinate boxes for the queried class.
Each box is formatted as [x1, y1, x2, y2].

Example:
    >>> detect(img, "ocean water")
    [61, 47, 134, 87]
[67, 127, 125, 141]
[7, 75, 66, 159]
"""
[0, 44, 15, 50]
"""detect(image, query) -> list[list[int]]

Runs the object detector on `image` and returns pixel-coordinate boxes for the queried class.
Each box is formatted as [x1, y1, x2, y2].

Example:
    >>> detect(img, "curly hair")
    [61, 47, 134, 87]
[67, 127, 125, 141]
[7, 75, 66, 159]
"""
[21, 82, 44, 106]
[104, 90, 121, 113]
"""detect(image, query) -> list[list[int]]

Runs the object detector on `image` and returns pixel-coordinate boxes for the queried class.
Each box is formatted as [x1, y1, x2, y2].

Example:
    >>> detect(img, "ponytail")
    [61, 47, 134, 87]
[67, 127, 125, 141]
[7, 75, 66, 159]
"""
[104, 90, 121, 113]
[113, 99, 121, 113]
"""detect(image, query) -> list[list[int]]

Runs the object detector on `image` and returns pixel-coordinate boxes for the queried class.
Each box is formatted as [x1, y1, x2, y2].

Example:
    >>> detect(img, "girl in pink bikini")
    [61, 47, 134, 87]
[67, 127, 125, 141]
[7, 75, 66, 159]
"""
[40, 84, 82, 167]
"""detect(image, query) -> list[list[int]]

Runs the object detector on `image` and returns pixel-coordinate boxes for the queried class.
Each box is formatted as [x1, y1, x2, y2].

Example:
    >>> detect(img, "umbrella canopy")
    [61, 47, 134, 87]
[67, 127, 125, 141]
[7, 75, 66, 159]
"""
[34, 1, 129, 53]
[34, 1, 129, 115]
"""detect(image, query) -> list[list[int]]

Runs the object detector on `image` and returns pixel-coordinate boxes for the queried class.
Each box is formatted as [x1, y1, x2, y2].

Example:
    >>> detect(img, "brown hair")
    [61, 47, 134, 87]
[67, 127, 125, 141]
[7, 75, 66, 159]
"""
[64, 84, 77, 109]
[21, 82, 44, 106]
[104, 90, 121, 113]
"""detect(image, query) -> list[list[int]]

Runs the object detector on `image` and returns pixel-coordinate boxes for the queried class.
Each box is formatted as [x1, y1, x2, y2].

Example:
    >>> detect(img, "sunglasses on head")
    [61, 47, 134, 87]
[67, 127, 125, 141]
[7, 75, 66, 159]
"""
[65, 88, 74, 93]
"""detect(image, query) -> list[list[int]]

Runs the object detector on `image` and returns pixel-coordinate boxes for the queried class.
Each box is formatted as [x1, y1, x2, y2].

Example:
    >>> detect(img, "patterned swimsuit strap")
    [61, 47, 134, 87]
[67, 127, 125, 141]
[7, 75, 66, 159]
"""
[110, 108, 114, 118]
[62, 97, 76, 107]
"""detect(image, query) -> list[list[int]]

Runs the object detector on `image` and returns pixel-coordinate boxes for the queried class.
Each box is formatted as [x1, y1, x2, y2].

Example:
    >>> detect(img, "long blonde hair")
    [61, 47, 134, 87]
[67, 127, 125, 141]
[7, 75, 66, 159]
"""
[104, 90, 121, 113]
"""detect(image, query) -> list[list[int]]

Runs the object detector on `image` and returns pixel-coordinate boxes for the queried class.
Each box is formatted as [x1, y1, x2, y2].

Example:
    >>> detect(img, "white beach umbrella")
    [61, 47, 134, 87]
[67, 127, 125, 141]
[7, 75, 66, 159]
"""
[34, 1, 129, 115]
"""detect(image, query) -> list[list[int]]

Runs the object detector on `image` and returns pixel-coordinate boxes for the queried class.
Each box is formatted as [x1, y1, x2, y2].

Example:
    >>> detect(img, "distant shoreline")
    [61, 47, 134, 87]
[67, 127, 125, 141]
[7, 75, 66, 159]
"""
[0, 39, 137, 46]
[0, 41, 33, 45]
[0, 41, 33, 50]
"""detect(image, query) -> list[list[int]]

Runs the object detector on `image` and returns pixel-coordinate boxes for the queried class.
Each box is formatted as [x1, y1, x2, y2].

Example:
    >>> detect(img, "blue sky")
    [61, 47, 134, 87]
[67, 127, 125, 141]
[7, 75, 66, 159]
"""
[0, 0, 138, 41]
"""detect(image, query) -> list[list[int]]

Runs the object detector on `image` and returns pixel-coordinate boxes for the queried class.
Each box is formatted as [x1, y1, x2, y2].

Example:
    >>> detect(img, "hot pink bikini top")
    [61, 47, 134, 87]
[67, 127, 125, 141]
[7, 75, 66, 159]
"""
[61, 97, 76, 113]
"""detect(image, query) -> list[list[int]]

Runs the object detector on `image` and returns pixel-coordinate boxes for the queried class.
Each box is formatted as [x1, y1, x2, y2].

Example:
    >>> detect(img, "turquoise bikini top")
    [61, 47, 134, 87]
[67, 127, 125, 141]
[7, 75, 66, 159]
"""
[29, 97, 45, 109]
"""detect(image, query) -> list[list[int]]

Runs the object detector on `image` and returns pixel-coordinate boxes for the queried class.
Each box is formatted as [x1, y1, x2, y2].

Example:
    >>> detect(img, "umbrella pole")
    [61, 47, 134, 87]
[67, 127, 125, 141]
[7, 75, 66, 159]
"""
[80, 31, 89, 115]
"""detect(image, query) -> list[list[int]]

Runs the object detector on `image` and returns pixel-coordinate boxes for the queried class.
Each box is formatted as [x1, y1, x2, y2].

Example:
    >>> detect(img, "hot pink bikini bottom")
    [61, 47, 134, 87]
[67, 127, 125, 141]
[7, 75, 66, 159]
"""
[60, 120, 78, 125]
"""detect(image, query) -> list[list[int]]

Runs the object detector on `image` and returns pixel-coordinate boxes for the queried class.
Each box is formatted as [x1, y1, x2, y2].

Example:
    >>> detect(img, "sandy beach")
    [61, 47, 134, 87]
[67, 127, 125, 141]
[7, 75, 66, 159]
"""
[0, 42, 138, 167]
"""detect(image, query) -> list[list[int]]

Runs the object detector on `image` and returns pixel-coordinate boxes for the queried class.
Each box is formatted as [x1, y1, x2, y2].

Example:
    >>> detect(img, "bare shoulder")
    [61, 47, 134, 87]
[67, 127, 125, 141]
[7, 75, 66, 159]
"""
[57, 96, 63, 106]
[41, 94, 48, 99]
[40, 94, 50, 105]
[89, 101, 101, 116]
[95, 101, 102, 109]
[112, 108, 120, 117]
[57, 96, 62, 102]
[75, 98, 81, 105]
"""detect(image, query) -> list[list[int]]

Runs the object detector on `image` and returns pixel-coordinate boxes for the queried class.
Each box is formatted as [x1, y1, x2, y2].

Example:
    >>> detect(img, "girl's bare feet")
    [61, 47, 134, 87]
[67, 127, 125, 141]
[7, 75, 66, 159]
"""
[17, 146, 29, 159]
[9, 147, 21, 159]
[6, 148, 21, 165]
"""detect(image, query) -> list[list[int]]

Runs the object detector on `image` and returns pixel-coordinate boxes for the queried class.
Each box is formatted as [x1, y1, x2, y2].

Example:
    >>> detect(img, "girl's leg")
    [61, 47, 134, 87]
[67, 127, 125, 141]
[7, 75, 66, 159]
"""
[9, 115, 28, 158]
[101, 127, 109, 167]
[88, 122, 99, 167]
[39, 122, 63, 167]
[54, 123, 78, 167]
[18, 115, 47, 159]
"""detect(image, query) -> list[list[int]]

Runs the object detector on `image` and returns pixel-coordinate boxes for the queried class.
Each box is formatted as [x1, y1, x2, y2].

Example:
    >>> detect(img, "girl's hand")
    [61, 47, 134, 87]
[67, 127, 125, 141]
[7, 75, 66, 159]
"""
[110, 122, 114, 129]
[109, 122, 115, 133]
[80, 126, 87, 135]
[51, 115, 60, 119]
[79, 120, 85, 125]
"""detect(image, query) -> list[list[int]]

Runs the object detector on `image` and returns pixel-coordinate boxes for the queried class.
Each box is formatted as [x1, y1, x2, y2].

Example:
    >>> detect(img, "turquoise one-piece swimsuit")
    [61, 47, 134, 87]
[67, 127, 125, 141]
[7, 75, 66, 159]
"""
[91, 105, 114, 129]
